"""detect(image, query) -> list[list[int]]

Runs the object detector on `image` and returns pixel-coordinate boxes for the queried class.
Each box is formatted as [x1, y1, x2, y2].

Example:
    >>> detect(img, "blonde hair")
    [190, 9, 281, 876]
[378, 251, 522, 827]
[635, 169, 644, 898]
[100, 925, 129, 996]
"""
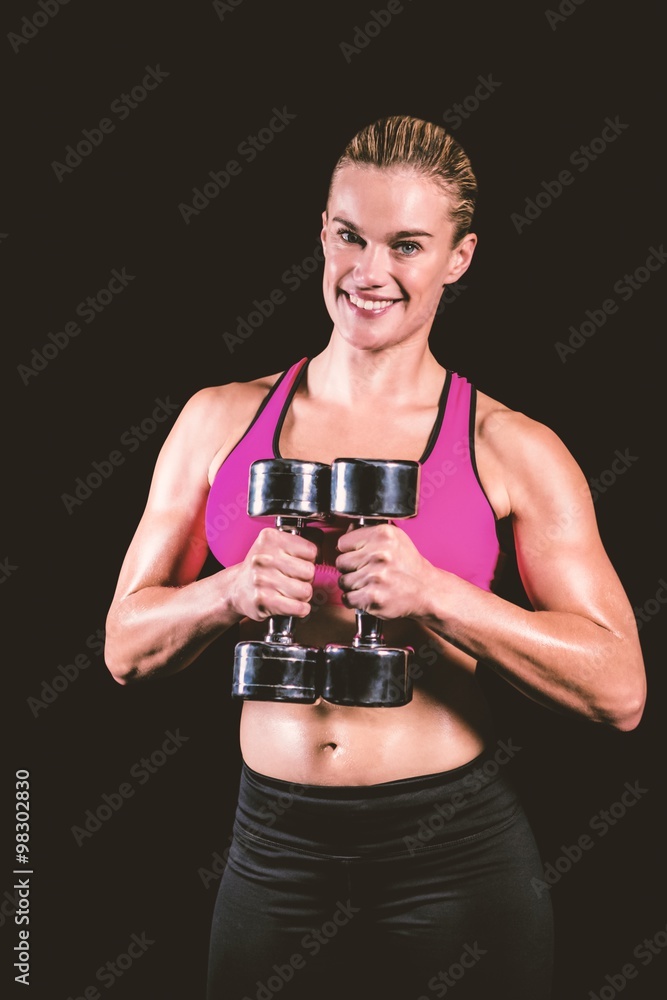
[328, 115, 477, 245]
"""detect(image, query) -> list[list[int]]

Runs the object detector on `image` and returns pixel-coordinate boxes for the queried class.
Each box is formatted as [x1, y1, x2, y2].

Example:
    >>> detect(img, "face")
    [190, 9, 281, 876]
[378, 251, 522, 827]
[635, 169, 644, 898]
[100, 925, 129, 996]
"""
[321, 165, 476, 351]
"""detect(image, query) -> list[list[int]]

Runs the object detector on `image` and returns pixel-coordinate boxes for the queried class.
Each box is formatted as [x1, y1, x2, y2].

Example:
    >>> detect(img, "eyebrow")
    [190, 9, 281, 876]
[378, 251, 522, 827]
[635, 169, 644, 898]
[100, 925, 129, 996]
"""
[332, 216, 434, 240]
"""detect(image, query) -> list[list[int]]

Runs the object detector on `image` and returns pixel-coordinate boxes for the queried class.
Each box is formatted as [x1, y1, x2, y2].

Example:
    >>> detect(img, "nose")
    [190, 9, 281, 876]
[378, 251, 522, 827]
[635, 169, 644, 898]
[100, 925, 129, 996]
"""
[352, 244, 390, 288]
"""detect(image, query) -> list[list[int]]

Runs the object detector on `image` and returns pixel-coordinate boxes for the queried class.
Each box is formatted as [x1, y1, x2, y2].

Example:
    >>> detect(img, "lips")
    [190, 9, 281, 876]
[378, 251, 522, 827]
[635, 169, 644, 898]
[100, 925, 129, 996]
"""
[345, 291, 400, 312]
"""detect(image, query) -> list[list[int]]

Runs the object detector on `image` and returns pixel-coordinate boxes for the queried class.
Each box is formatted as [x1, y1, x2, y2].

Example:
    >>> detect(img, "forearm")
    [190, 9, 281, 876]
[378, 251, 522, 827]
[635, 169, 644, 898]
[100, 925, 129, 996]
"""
[416, 567, 645, 730]
[105, 565, 244, 684]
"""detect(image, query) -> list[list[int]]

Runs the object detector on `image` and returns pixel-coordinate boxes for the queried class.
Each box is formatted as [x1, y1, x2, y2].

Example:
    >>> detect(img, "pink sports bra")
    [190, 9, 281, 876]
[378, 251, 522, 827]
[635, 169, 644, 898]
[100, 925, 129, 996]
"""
[205, 357, 503, 606]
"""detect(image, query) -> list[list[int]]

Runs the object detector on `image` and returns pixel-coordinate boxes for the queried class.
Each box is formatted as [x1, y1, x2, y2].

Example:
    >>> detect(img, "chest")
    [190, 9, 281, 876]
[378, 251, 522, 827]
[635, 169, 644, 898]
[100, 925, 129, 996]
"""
[278, 395, 442, 465]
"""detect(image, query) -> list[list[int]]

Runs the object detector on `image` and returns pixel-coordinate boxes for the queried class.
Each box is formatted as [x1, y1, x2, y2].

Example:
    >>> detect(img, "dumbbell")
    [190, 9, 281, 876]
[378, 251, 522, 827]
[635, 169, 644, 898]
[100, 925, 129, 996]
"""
[322, 458, 420, 707]
[232, 458, 331, 703]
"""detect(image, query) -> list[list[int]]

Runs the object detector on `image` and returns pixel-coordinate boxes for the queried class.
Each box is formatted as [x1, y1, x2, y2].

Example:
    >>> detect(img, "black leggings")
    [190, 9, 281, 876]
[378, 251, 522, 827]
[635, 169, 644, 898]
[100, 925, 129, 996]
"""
[206, 746, 554, 1000]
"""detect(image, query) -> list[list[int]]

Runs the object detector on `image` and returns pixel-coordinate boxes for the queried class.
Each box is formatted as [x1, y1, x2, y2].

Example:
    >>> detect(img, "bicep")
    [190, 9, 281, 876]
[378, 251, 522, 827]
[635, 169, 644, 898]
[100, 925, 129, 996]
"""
[110, 504, 210, 604]
[510, 429, 634, 634]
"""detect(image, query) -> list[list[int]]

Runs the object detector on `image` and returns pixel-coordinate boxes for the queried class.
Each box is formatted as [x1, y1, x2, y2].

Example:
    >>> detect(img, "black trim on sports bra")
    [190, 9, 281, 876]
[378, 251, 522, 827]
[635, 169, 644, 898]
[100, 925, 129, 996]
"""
[274, 360, 452, 464]
[273, 357, 311, 458]
[468, 386, 499, 523]
[419, 369, 452, 463]
[210, 364, 296, 484]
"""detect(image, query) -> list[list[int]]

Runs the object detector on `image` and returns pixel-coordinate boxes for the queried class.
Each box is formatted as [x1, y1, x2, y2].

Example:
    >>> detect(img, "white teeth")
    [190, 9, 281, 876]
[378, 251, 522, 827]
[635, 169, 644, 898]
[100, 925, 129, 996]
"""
[348, 293, 395, 311]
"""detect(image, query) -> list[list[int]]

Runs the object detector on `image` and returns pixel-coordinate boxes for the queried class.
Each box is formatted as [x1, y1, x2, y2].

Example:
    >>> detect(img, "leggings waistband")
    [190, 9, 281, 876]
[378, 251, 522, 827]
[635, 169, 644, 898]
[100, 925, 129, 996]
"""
[235, 740, 523, 858]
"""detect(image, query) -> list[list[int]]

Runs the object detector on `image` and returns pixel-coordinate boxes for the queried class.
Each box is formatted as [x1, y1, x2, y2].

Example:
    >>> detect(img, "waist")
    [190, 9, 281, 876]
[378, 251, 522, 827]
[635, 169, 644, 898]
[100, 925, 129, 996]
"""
[234, 742, 523, 858]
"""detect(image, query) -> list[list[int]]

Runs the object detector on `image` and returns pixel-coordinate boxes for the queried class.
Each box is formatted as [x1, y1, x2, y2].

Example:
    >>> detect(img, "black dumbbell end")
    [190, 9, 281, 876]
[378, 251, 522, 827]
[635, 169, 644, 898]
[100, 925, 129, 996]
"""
[330, 458, 420, 520]
[247, 459, 331, 520]
[322, 644, 413, 707]
[232, 641, 323, 703]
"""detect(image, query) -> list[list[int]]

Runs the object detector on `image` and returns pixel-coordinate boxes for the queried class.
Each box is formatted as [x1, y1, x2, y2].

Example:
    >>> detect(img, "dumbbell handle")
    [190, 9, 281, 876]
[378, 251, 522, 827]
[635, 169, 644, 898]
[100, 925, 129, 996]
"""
[350, 515, 387, 650]
[353, 610, 383, 647]
[264, 515, 307, 645]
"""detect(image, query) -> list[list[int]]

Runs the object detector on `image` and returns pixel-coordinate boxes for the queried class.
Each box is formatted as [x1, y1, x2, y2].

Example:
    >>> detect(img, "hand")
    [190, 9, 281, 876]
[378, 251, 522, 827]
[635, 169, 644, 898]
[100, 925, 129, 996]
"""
[335, 522, 436, 620]
[229, 527, 319, 622]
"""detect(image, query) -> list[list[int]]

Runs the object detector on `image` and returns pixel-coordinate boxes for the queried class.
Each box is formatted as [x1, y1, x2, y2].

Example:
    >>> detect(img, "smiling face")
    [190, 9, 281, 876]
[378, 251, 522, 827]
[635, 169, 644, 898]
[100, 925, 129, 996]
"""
[320, 165, 477, 351]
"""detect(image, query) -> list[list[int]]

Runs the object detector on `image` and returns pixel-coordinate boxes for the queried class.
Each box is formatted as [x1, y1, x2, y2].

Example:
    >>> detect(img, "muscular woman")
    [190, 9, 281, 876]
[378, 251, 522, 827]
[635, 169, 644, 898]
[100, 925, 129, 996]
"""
[105, 115, 646, 999]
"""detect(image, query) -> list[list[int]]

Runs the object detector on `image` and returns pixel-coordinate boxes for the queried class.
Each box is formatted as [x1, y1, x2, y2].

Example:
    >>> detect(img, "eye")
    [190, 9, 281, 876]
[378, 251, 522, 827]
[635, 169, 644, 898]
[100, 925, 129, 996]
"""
[395, 241, 421, 256]
[337, 228, 363, 245]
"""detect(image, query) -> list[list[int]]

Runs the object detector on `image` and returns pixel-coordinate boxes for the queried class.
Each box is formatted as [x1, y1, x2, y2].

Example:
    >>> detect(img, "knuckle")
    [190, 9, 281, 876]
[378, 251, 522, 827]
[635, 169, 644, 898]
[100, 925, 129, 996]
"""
[369, 594, 384, 614]
[257, 528, 281, 552]
[250, 566, 268, 588]
[253, 589, 269, 617]
[251, 551, 272, 569]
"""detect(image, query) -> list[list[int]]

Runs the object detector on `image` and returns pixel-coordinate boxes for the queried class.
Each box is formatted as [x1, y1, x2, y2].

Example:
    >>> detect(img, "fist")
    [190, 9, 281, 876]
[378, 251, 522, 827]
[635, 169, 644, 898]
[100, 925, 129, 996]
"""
[335, 522, 435, 620]
[231, 526, 319, 622]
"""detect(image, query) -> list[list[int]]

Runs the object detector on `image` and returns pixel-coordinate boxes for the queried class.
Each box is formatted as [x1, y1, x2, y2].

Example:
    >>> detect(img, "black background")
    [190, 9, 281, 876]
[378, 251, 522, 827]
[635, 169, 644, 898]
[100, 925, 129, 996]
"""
[4, 1, 666, 998]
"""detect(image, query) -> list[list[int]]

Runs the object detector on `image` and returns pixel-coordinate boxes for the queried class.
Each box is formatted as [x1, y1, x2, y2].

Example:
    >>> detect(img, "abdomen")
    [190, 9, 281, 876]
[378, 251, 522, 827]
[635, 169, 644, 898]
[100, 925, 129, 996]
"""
[237, 606, 496, 785]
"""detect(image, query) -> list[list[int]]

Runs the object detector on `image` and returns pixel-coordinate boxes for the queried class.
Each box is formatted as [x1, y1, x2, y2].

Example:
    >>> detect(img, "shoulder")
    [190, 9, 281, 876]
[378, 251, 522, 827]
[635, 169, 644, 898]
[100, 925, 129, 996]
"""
[178, 369, 284, 432]
[474, 388, 589, 521]
[150, 369, 286, 485]
[182, 369, 290, 484]
[475, 388, 566, 460]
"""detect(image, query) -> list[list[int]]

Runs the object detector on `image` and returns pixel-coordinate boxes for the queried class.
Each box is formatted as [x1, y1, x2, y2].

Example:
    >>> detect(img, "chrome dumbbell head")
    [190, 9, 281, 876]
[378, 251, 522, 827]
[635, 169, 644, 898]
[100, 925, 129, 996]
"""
[323, 458, 420, 708]
[232, 458, 331, 704]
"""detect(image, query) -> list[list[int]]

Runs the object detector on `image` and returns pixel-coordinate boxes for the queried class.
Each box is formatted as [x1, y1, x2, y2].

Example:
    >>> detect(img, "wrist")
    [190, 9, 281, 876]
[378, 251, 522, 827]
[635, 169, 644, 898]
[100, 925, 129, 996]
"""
[218, 563, 245, 624]
[413, 562, 448, 625]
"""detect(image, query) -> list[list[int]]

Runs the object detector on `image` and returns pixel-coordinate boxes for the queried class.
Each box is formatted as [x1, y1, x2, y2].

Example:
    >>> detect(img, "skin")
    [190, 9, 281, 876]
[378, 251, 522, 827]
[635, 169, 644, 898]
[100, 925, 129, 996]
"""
[105, 164, 647, 786]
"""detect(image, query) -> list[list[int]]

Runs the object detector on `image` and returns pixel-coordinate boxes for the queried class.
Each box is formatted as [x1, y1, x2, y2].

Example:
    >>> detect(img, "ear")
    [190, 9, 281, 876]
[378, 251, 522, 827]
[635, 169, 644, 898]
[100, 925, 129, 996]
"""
[442, 233, 477, 286]
[320, 210, 328, 256]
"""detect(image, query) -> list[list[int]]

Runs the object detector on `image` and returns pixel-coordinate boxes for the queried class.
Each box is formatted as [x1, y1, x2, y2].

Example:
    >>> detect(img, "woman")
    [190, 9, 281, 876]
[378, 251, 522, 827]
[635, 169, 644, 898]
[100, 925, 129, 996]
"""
[105, 116, 646, 999]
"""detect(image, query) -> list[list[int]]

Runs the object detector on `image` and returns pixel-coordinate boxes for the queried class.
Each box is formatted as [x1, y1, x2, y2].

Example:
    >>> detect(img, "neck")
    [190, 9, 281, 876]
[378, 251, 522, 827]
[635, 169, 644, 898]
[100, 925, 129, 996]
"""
[306, 334, 445, 407]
